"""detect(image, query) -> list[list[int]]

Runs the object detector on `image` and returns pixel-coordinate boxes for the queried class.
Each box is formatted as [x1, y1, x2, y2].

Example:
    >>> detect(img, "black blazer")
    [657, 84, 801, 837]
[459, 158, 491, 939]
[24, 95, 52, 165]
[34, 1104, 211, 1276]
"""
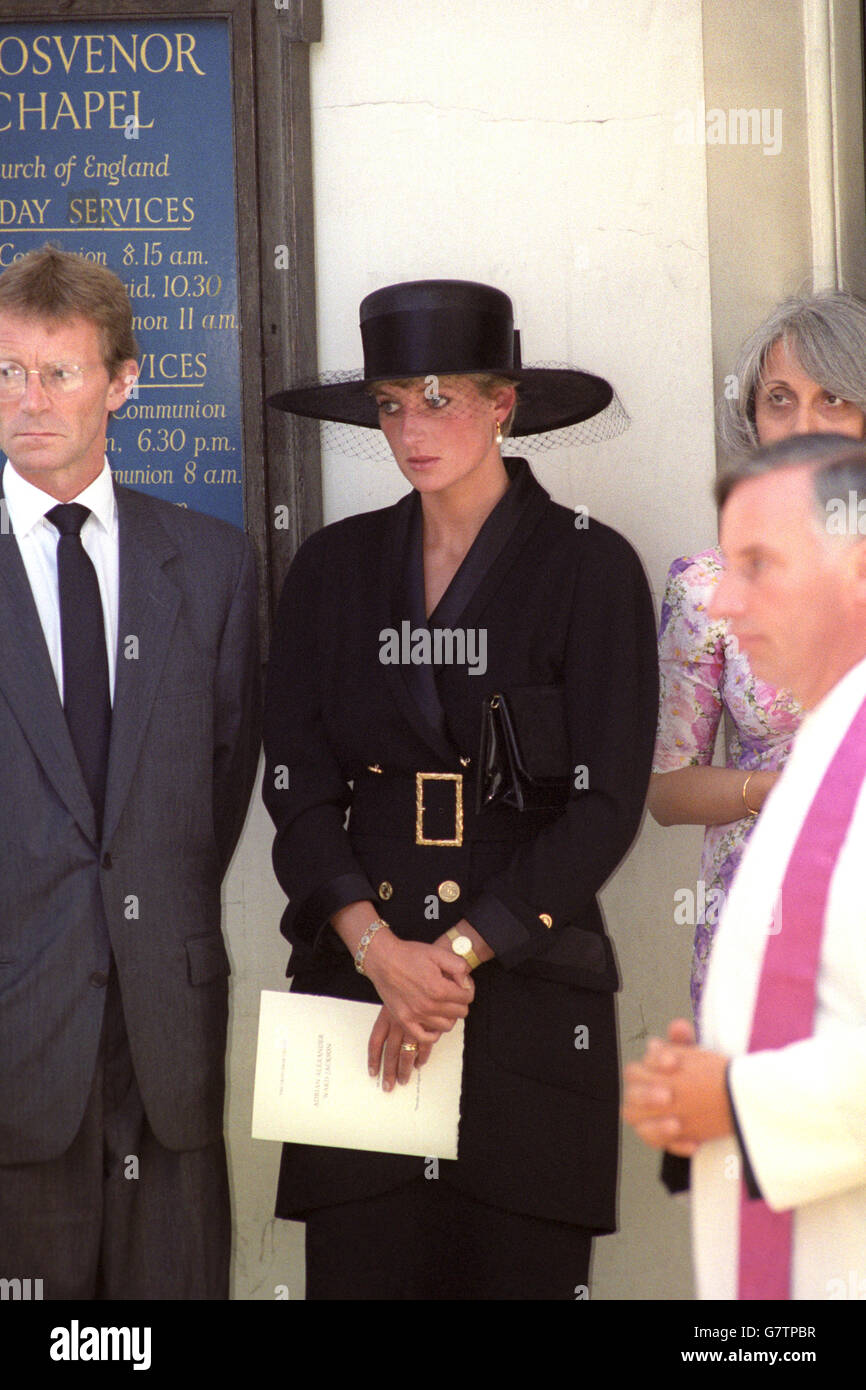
[263, 460, 657, 1228]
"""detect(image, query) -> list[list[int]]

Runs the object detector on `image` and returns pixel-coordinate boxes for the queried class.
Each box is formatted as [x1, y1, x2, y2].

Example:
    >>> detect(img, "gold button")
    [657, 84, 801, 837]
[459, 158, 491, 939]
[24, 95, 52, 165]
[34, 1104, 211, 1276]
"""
[367, 763, 383, 774]
[539, 913, 553, 928]
[438, 880, 461, 903]
[459, 755, 471, 767]
[378, 881, 393, 901]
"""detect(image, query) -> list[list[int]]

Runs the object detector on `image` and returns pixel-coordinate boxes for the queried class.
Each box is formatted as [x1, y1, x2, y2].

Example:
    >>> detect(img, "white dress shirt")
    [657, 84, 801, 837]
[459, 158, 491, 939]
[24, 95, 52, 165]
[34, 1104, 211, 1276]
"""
[2, 459, 119, 702]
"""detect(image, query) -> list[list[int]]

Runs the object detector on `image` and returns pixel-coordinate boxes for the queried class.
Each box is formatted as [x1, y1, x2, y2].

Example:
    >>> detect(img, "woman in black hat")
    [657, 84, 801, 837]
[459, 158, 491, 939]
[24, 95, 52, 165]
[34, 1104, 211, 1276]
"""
[263, 279, 658, 1299]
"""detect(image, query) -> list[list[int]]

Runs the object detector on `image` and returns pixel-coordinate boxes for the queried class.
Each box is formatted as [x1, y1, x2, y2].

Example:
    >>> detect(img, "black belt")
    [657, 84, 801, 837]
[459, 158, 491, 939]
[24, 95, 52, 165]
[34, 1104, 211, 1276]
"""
[351, 769, 555, 846]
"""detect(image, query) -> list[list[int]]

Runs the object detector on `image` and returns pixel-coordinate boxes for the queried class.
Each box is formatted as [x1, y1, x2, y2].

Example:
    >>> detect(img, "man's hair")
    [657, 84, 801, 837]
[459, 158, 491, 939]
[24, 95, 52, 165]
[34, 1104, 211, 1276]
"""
[715, 432, 866, 539]
[0, 244, 138, 377]
[717, 291, 866, 458]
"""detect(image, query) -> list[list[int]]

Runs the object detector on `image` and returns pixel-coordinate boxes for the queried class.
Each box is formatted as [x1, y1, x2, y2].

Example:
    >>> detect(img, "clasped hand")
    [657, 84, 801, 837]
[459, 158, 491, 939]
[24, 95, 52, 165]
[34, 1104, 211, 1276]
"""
[363, 932, 473, 1092]
[622, 1018, 734, 1156]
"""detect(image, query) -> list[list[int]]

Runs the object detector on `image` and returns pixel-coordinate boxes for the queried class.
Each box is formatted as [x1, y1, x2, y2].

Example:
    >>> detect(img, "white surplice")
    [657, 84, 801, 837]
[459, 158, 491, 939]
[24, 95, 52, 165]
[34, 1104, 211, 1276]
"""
[693, 656, 866, 1301]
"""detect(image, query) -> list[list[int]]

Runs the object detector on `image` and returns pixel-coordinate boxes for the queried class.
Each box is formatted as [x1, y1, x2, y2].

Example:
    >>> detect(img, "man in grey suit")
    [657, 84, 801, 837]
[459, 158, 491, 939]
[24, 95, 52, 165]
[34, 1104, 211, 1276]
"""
[0, 246, 260, 1299]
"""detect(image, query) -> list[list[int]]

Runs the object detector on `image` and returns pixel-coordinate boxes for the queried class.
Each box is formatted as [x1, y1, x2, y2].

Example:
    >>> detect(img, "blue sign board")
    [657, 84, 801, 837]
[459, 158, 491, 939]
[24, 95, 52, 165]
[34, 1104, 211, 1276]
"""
[0, 19, 245, 528]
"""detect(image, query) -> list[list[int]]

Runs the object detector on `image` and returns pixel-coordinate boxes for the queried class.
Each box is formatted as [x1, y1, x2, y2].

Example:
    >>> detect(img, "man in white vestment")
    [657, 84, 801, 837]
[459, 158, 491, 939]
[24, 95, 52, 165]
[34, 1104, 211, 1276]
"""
[625, 432, 866, 1300]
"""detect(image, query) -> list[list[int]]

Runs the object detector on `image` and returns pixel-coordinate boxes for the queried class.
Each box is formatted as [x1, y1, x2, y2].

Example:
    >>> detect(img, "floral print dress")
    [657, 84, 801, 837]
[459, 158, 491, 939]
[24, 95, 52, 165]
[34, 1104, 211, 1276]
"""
[653, 549, 802, 1013]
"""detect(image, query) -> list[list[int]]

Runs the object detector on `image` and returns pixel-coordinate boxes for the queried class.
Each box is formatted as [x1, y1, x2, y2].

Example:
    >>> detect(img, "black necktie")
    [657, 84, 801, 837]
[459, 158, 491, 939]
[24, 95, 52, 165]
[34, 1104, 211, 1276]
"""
[48, 503, 111, 831]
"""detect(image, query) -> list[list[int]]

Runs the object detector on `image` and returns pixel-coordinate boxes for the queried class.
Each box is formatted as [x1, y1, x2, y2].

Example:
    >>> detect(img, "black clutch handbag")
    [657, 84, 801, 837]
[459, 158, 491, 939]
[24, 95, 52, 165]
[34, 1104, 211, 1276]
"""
[476, 685, 572, 812]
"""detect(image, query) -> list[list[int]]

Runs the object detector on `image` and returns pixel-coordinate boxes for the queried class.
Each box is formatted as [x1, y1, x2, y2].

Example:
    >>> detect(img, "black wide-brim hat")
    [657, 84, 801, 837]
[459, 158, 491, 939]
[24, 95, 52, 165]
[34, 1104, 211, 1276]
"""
[267, 279, 615, 437]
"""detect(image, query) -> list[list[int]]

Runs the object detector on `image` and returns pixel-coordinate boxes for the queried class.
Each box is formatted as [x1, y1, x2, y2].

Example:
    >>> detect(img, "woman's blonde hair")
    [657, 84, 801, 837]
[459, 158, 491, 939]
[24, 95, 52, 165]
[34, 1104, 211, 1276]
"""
[467, 373, 520, 437]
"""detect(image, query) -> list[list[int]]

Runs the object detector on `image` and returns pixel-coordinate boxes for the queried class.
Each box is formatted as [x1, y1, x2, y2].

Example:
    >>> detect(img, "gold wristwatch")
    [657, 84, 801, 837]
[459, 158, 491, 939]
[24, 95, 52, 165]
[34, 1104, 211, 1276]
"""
[446, 926, 481, 971]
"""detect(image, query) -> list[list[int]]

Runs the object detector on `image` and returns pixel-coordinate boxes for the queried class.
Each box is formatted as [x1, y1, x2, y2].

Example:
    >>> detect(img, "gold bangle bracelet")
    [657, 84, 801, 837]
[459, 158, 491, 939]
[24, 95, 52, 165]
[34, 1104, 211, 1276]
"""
[742, 772, 760, 816]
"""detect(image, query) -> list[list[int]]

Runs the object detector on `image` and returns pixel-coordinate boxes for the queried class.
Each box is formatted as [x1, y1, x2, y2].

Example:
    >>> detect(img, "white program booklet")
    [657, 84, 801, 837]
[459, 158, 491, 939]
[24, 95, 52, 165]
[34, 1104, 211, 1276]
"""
[251, 990, 464, 1159]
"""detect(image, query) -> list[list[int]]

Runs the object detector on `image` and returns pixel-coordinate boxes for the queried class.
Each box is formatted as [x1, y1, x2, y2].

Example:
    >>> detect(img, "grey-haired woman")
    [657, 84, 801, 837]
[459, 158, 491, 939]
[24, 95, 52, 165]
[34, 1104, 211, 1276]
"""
[649, 290, 866, 1014]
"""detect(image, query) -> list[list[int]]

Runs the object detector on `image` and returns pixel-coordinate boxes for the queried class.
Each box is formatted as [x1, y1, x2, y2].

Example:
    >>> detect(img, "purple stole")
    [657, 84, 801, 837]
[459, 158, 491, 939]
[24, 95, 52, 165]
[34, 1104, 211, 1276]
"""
[738, 691, 866, 1299]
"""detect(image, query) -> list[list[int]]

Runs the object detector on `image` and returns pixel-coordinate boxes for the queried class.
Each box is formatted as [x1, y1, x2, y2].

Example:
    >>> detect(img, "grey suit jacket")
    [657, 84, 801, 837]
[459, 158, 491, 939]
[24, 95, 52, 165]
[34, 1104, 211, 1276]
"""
[0, 480, 260, 1164]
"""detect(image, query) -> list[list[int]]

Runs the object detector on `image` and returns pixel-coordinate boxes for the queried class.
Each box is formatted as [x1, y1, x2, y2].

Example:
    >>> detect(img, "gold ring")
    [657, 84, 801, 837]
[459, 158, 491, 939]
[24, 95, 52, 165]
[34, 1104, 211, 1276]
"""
[400, 1042, 419, 1053]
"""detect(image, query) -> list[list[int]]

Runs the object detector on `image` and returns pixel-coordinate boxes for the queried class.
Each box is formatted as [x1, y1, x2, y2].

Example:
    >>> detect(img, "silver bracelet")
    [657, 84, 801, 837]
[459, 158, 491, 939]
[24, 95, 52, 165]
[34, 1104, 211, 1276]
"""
[354, 918, 388, 975]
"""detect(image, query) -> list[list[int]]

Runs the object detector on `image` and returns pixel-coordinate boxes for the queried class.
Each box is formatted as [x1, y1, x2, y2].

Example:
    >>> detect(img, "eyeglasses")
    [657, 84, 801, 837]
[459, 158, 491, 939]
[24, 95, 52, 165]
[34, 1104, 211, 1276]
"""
[0, 361, 102, 399]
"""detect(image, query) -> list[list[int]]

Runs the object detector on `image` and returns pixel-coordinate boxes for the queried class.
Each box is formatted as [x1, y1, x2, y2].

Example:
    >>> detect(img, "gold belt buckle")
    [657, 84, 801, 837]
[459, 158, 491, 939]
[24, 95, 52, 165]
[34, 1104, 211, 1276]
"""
[416, 772, 463, 847]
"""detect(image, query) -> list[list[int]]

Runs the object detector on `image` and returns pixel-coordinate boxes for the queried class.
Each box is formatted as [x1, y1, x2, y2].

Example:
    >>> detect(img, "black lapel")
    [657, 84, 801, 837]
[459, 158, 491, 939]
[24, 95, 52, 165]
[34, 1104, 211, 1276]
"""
[401, 497, 448, 739]
[0, 486, 99, 841]
[101, 485, 181, 845]
[376, 460, 550, 763]
[377, 492, 459, 765]
[429, 457, 545, 629]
